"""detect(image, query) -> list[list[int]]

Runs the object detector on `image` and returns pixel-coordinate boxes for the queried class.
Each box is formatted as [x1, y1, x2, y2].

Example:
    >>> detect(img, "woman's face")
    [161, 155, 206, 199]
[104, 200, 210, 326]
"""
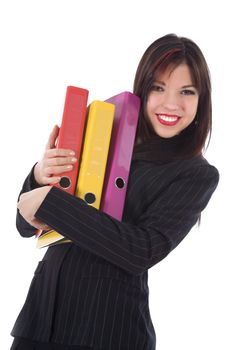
[146, 63, 199, 138]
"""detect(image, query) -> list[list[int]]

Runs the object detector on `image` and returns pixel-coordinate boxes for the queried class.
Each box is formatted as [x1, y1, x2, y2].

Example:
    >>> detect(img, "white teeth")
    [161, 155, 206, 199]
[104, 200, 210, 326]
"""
[158, 115, 178, 122]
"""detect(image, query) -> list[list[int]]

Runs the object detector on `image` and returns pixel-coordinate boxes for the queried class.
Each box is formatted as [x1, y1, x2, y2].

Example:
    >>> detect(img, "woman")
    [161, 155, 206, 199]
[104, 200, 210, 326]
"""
[11, 34, 219, 350]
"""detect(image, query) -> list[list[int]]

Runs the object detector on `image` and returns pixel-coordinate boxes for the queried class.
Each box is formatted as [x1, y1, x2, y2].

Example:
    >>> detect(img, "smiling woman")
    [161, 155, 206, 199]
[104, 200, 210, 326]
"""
[11, 34, 219, 350]
[146, 64, 199, 138]
[134, 34, 212, 159]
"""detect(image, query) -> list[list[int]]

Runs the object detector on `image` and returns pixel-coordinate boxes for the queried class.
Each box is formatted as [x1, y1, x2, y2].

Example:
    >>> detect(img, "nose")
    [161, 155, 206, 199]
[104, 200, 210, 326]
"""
[162, 91, 180, 111]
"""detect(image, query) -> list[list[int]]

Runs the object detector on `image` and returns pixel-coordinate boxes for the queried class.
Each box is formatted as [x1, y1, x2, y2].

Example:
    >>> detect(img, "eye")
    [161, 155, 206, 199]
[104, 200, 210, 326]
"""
[151, 84, 164, 92]
[181, 89, 196, 96]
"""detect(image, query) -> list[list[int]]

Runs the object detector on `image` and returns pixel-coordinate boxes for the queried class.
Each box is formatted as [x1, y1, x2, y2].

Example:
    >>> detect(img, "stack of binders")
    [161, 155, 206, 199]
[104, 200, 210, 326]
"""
[36, 86, 140, 248]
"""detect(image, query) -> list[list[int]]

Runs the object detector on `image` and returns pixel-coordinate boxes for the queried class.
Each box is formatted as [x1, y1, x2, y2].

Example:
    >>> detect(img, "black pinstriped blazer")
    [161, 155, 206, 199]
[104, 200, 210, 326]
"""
[11, 150, 219, 350]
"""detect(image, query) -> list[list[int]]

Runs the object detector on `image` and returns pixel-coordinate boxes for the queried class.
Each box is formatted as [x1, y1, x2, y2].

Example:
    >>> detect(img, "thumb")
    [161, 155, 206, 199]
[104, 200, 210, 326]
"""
[46, 125, 60, 150]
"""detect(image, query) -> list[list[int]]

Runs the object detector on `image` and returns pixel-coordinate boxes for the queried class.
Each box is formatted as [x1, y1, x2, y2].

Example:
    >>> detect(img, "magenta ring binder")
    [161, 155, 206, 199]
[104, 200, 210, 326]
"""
[101, 92, 140, 221]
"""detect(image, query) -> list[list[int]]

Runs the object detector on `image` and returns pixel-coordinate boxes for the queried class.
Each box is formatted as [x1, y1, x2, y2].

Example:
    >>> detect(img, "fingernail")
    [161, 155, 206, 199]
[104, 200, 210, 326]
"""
[70, 151, 75, 156]
[71, 157, 77, 162]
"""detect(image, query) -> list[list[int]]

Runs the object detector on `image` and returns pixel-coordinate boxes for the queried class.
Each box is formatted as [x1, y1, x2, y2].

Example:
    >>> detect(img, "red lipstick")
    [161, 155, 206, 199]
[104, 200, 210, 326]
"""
[157, 114, 180, 126]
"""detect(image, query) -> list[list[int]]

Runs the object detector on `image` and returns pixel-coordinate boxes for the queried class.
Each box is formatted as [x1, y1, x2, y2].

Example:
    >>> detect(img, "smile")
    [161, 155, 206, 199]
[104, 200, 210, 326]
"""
[157, 114, 180, 126]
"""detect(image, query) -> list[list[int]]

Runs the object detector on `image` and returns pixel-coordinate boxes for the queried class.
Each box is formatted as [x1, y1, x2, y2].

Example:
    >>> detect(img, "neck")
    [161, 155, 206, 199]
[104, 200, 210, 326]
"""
[133, 126, 201, 162]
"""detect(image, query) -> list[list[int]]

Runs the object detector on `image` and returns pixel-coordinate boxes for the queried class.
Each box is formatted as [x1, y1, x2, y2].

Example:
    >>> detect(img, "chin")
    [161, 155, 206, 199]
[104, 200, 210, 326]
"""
[154, 129, 180, 139]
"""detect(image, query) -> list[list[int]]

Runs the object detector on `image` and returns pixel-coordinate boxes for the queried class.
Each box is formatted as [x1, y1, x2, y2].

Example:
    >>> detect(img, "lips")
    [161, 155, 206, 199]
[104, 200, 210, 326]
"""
[157, 114, 180, 126]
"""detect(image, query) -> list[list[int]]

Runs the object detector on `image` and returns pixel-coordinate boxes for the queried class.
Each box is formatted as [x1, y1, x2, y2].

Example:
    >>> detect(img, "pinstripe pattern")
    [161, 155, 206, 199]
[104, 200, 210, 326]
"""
[11, 155, 219, 349]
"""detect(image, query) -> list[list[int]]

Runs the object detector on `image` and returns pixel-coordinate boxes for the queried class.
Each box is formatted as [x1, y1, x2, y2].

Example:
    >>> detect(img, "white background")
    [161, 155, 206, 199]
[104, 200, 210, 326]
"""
[0, 0, 232, 349]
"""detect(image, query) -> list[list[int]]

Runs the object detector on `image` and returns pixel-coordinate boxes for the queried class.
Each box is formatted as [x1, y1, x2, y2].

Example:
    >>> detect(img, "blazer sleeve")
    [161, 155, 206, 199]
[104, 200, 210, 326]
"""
[16, 164, 43, 238]
[35, 163, 219, 275]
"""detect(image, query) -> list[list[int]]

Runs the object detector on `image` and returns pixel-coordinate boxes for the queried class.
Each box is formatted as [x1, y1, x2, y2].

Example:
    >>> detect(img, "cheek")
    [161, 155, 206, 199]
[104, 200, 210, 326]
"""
[186, 99, 199, 118]
[146, 94, 159, 115]
[145, 99, 152, 117]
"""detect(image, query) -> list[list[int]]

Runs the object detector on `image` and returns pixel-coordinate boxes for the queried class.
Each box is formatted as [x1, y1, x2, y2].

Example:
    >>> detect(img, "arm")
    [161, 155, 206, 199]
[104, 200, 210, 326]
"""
[16, 125, 77, 237]
[35, 163, 219, 275]
[16, 164, 43, 237]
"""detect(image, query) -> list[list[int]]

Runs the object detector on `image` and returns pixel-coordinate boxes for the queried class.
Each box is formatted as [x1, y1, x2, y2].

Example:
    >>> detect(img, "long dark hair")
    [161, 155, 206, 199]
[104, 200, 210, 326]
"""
[133, 34, 212, 158]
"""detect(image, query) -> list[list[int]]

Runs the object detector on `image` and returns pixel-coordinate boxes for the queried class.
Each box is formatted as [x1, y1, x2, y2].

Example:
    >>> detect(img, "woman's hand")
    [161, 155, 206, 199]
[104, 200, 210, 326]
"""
[17, 186, 52, 230]
[34, 125, 77, 186]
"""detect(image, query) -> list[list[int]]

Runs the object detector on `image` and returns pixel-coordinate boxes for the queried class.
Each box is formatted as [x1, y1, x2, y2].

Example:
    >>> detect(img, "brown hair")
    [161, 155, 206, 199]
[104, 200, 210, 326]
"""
[133, 33, 212, 157]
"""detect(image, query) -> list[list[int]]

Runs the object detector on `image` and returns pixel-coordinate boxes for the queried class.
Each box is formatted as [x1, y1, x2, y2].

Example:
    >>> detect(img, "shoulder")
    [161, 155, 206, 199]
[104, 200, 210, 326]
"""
[130, 155, 219, 195]
[178, 156, 219, 186]
[125, 156, 219, 222]
[132, 154, 218, 177]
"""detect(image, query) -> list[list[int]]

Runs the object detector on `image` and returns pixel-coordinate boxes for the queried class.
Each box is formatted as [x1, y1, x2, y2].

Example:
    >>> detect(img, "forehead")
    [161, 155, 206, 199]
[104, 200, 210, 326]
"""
[155, 63, 194, 84]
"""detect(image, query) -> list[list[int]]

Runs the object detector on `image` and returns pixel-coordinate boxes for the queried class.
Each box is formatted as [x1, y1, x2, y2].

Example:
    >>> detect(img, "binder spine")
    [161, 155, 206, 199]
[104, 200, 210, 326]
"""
[75, 101, 115, 209]
[55, 86, 89, 194]
[100, 92, 140, 220]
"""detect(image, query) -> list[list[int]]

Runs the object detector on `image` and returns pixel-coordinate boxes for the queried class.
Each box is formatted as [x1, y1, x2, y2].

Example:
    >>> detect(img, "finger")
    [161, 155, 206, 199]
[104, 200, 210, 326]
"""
[45, 156, 77, 167]
[40, 163, 75, 183]
[45, 148, 76, 159]
[44, 164, 74, 176]
[46, 125, 60, 150]
[41, 176, 61, 185]
[32, 219, 51, 231]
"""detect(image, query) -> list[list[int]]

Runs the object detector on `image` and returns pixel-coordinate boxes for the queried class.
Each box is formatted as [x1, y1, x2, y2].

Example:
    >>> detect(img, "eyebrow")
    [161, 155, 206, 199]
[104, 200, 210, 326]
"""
[181, 85, 197, 89]
[155, 80, 197, 89]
